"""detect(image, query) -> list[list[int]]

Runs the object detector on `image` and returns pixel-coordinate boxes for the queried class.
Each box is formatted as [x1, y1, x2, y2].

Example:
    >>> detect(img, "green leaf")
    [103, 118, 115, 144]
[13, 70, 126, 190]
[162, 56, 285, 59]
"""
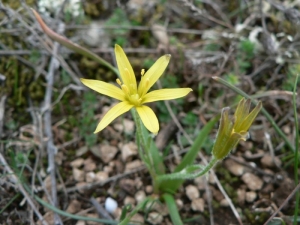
[162, 193, 183, 225]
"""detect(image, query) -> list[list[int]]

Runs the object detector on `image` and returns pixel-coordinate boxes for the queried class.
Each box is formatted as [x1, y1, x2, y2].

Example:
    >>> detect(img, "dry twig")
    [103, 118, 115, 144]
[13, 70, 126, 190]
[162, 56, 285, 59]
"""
[42, 21, 65, 225]
[0, 153, 48, 225]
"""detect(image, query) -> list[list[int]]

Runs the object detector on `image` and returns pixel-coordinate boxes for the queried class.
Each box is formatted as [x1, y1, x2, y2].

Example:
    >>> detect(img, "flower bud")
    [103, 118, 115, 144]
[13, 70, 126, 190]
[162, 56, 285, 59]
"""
[212, 98, 262, 160]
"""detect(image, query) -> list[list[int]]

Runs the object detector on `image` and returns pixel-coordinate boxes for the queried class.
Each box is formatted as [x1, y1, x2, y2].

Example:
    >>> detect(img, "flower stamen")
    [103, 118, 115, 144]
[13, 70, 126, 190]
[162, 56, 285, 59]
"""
[121, 84, 129, 95]
[116, 78, 122, 87]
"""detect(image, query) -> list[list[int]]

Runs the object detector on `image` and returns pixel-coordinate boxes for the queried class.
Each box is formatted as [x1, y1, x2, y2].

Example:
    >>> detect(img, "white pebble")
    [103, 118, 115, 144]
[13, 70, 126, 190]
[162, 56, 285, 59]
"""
[105, 197, 118, 214]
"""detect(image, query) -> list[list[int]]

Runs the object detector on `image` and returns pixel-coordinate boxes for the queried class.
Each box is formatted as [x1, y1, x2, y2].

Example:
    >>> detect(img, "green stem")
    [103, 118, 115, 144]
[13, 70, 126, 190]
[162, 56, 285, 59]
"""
[32, 9, 119, 77]
[162, 193, 183, 225]
[23, 184, 117, 224]
[293, 75, 299, 225]
[157, 157, 218, 182]
[212, 76, 295, 153]
[118, 197, 153, 225]
[0, 193, 20, 214]
[131, 108, 159, 191]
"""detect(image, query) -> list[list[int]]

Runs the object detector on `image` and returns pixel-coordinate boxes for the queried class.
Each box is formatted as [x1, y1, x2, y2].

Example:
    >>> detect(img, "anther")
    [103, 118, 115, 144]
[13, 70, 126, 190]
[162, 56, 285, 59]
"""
[145, 78, 149, 86]
[116, 79, 122, 86]
[124, 68, 130, 77]
[121, 84, 129, 94]
[141, 69, 145, 76]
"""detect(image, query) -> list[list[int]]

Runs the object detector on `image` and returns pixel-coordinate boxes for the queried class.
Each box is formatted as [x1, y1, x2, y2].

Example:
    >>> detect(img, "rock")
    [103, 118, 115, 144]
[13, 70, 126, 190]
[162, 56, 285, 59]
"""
[191, 198, 205, 212]
[37, 211, 53, 225]
[282, 125, 291, 134]
[73, 168, 84, 182]
[105, 197, 118, 214]
[208, 173, 216, 184]
[84, 157, 96, 171]
[148, 212, 163, 225]
[185, 185, 199, 200]
[66, 199, 81, 214]
[145, 185, 153, 194]
[134, 177, 144, 189]
[125, 160, 142, 172]
[114, 119, 135, 133]
[237, 188, 246, 205]
[152, 202, 169, 216]
[120, 179, 136, 194]
[224, 158, 245, 176]
[76, 146, 88, 157]
[260, 154, 282, 168]
[239, 141, 253, 151]
[244, 149, 265, 159]
[241, 172, 263, 191]
[91, 144, 118, 163]
[245, 191, 257, 203]
[176, 199, 183, 209]
[135, 190, 146, 204]
[94, 171, 108, 183]
[85, 172, 95, 183]
[75, 221, 86, 225]
[70, 158, 84, 168]
[194, 176, 206, 191]
[151, 24, 169, 48]
[112, 207, 122, 220]
[121, 142, 138, 162]
[211, 187, 224, 202]
[131, 213, 144, 223]
[220, 198, 230, 207]
[124, 196, 136, 206]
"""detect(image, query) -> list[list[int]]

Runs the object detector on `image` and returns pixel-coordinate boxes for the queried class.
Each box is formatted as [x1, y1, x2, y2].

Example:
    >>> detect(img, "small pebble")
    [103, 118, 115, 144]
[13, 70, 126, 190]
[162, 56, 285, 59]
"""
[191, 198, 205, 212]
[95, 171, 108, 182]
[85, 172, 95, 183]
[70, 158, 84, 168]
[135, 190, 146, 204]
[73, 168, 84, 182]
[241, 172, 263, 191]
[105, 197, 118, 214]
[245, 191, 257, 203]
[224, 158, 245, 176]
[185, 185, 199, 200]
[220, 198, 229, 207]
[148, 212, 163, 225]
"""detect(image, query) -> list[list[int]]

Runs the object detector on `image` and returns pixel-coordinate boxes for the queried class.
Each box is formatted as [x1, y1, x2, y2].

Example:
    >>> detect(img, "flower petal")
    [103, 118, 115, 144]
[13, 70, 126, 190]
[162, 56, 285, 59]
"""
[212, 107, 233, 159]
[234, 98, 250, 129]
[81, 78, 125, 101]
[94, 102, 133, 133]
[136, 105, 159, 134]
[138, 54, 171, 96]
[142, 88, 192, 103]
[215, 132, 243, 160]
[115, 44, 137, 91]
[240, 101, 262, 131]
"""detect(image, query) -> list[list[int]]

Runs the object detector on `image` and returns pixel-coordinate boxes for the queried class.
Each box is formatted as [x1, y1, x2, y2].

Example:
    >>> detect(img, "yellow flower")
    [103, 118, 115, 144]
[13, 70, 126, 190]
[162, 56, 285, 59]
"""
[212, 98, 262, 160]
[81, 44, 192, 134]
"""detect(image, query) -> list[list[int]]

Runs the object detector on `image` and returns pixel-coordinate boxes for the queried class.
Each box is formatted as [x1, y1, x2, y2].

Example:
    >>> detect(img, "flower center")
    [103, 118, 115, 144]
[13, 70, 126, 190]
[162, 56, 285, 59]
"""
[116, 78, 142, 106]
